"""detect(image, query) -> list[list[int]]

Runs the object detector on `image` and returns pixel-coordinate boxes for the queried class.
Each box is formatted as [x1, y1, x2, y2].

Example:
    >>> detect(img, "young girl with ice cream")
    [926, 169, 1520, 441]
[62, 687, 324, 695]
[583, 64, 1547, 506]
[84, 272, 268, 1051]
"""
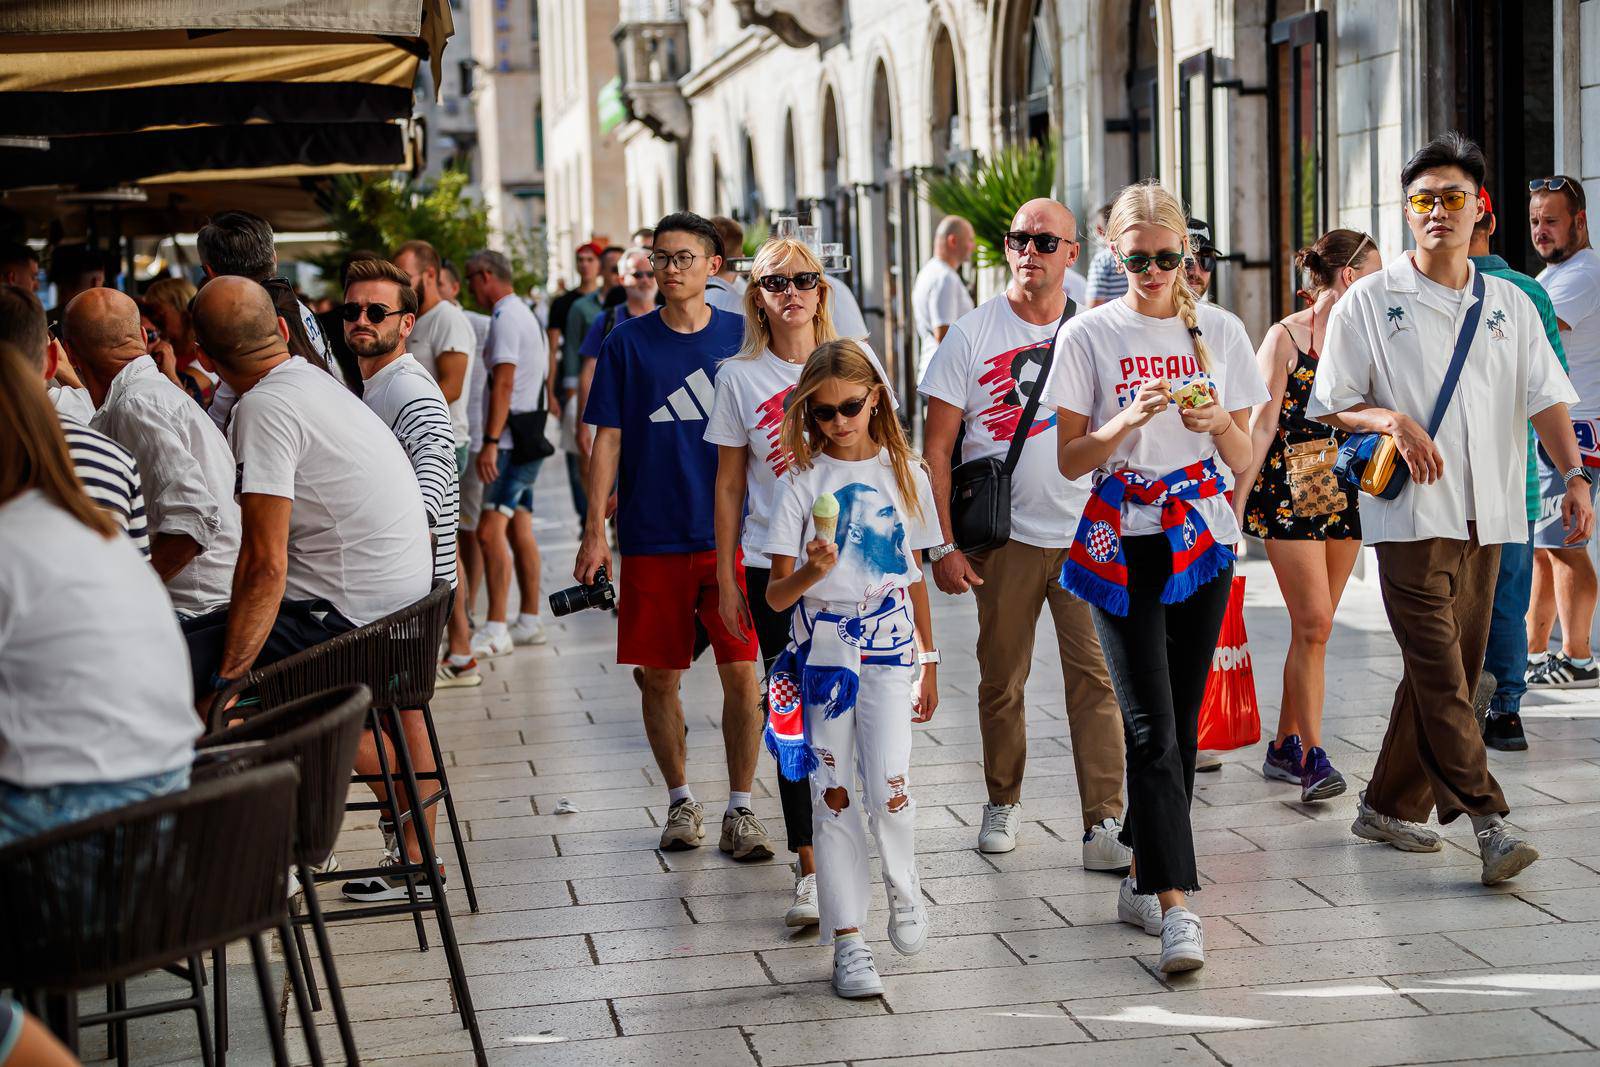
[761, 339, 941, 999]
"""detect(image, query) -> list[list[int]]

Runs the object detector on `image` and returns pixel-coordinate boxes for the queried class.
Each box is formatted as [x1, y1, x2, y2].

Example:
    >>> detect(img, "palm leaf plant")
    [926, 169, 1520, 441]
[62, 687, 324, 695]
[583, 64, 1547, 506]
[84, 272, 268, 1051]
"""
[922, 138, 1058, 267]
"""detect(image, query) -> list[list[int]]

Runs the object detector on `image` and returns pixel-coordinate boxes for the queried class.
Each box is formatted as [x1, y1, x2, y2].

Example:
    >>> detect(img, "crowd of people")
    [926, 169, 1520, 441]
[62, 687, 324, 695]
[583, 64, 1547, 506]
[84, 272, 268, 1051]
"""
[1, 129, 1595, 1004]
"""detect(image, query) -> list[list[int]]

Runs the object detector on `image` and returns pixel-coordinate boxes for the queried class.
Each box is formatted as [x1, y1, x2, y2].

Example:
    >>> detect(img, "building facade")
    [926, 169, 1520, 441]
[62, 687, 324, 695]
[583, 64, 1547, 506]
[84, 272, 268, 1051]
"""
[470, 0, 545, 241]
[599, 0, 1598, 404]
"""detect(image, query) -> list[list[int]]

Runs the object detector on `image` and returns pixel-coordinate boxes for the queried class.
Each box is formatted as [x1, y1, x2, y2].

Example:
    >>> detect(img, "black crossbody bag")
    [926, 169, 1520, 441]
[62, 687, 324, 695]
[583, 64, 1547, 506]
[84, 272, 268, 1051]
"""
[948, 299, 1075, 552]
[507, 373, 556, 464]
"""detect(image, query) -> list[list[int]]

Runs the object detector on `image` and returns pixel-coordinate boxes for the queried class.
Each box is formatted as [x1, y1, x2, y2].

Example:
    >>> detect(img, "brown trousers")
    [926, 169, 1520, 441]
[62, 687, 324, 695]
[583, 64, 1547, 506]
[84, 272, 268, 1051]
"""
[1370, 532, 1508, 824]
[970, 539, 1126, 825]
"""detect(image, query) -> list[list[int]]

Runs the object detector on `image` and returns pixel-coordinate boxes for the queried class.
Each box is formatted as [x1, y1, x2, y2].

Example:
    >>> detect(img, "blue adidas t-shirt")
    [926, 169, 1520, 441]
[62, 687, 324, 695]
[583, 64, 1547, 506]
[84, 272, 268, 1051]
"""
[583, 306, 744, 555]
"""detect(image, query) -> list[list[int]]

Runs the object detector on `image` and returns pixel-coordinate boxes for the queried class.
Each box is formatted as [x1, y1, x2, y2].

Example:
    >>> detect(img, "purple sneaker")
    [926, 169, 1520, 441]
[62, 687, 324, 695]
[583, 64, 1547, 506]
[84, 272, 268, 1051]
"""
[1299, 746, 1347, 802]
[1262, 734, 1304, 784]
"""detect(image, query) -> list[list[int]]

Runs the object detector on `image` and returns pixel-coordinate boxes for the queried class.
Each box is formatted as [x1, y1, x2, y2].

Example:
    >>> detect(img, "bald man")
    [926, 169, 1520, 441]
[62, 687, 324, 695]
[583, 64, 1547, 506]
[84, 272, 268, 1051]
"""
[66, 288, 240, 618]
[912, 215, 977, 383]
[917, 198, 1129, 865]
[182, 277, 432, 708]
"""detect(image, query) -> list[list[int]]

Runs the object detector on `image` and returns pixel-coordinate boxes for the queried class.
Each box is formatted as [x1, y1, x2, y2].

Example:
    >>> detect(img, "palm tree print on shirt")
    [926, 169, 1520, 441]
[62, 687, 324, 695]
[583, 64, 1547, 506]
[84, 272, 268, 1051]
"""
[1387, 306, 1407, 335]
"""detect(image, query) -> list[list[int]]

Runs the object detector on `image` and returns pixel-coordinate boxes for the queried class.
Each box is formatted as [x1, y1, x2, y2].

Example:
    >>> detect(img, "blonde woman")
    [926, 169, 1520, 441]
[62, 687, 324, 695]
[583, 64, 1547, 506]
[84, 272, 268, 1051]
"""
[761, 340, 940, 998]
[144, 276, 215, 404]
[705, 237, 894, 929]
[1042, 180, 1267, 973]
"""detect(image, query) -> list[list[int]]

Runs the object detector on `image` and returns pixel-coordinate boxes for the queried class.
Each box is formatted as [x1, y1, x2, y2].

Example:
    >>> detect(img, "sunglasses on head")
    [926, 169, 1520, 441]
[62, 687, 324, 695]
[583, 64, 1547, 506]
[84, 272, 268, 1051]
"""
[1406, 190, 1471, 214]
[1005, 231, 1067, 254]
[810, 394, 870, 423]
[756, 271, 822, 294]
[1530, 175, 1587, 209]
[1119, 251, 1185, 274]
[340, 302, 396, 324]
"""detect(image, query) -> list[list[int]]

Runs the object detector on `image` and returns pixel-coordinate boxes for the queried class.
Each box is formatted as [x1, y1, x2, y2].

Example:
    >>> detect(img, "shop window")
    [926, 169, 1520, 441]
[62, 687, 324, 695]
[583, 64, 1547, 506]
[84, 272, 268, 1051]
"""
[1267, 10, 1328, 319]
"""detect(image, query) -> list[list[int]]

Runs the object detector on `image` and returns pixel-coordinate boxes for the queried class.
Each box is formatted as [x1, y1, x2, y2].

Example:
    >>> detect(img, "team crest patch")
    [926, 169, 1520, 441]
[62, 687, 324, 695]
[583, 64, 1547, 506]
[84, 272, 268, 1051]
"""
[1181, 515, 1198, 549]
[1086, 519, 1120, 563]
[768, 672, 801, 716]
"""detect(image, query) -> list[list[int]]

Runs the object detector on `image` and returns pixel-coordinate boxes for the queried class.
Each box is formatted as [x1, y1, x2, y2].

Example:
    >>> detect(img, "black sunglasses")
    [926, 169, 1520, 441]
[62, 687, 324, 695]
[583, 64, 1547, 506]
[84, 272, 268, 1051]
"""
[1530, 175, 1587, 209]
[810, 394, 870, 423]
[756, 271, 822, 294]
[1187, 251, 1218, 272]
[340, 302, 396, 324]
[627, 271, 652, 280]
[1120, 251, 1185, 274]
[1004, 231, 1068, 254]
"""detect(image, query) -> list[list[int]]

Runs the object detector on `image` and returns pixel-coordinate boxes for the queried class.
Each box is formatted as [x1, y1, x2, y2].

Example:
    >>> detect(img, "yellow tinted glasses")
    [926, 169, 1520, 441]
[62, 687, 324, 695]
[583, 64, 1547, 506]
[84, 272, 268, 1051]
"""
[1406, 190, 1471, 214]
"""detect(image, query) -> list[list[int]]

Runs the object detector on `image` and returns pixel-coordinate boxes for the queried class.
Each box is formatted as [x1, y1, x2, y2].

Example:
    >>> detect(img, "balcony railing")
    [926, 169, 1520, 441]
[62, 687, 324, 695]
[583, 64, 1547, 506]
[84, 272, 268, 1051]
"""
[613, 0, 690, 140]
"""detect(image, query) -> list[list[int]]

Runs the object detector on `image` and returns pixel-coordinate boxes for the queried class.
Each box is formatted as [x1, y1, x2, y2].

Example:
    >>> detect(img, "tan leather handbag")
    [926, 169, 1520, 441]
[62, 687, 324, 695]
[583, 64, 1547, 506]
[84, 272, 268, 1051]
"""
[1285, 437, 1347, 517]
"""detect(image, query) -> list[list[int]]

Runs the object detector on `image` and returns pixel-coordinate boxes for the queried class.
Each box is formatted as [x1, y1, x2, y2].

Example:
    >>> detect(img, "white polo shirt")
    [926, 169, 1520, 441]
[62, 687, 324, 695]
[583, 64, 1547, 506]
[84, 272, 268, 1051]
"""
[481, 295, 549, 449]
[91, 357, 240, 617]
[228, 356, 433, 625]
[912, 257, 975, 384]
[0, 490, 198, 787]
[1309, 254, 1576, 545]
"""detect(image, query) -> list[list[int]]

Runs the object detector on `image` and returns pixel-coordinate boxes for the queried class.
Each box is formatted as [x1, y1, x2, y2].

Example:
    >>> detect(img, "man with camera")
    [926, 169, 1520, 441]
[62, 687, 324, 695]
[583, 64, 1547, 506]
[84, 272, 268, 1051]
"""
[918, 198, 1129, 867]
[575, 212, 768, 860]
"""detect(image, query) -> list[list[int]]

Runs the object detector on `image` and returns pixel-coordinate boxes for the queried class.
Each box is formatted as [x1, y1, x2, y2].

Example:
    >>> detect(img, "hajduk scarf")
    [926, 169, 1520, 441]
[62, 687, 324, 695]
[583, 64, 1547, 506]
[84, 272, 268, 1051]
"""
[1060, 459, 1233, 617]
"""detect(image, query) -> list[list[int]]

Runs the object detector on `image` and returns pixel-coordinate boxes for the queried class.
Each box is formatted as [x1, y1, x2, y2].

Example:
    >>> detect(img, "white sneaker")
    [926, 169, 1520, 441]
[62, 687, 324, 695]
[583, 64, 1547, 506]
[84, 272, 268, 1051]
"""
[470, 628, 514, 660]
[1082, 818, 1133, 873]
[978, 802, 1021, 853]
[785, 874, 819, 928]
[831, 937, 884, 998]
[885, 884, 929, 956]
[1117, 875, 1161, 936]
[509, 615, 548, 646]
[1159, 906, 1205, 973]
[435, 657, 483, 688]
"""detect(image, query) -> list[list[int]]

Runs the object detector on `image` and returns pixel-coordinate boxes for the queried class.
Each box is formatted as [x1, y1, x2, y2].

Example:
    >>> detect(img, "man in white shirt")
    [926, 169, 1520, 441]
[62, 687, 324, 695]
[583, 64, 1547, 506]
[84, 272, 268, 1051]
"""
[705, 217, 748, 314]
[912, 216, 976, 384]
[63, 288, 239, 618]
[1525, 176, 1600, 689]
[183, 276, 432, 706]
[919, 199, 1128, 866]
[465, 250, 553, 658]
[1310, 133, 1592, 886]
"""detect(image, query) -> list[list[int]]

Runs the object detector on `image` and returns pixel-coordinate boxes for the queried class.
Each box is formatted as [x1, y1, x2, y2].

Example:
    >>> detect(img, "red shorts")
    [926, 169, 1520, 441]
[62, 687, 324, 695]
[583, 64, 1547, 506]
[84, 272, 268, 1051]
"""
[617, 549, 760, 669]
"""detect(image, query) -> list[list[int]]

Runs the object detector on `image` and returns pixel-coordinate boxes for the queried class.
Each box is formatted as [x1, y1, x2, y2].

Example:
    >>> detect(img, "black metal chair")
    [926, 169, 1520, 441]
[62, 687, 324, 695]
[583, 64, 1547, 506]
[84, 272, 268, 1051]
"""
[209, 581, 484, 1065]
[199, 684, 372, 1066]
[0, 763, 313, 1067]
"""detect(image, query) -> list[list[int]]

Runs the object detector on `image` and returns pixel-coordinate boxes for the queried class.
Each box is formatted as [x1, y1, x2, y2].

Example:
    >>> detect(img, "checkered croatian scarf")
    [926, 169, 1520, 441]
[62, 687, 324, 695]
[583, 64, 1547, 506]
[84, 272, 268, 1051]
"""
[1060, 459, 1233, 617]
[763, 614, 861, 782]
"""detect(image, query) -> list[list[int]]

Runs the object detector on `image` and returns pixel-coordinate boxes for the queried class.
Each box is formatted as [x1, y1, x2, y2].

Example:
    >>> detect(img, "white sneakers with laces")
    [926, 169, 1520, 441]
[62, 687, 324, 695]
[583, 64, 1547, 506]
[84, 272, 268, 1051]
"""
[831, 936, 884, 998]
[1082, 817, 1133, 872]
[1117, 875, 1162, 935]
[978, 802, 1021, 853]
[785, 873, 819, 928]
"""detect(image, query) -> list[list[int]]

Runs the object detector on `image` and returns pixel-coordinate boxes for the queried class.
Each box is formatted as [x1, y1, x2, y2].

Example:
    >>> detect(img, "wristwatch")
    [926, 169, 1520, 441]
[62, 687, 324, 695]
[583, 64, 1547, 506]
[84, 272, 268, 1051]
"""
[917, 649, 942, 666]
[1564, 466, 1594, 487]
[482, 435, 500, 448]
[926, 542, 958, 563]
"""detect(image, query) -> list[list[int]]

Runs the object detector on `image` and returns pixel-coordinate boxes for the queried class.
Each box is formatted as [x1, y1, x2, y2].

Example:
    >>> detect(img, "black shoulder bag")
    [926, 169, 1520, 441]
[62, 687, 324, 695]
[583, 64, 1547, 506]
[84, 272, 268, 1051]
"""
[507, 367, 556, 464]
[947, 299, 1075, 552]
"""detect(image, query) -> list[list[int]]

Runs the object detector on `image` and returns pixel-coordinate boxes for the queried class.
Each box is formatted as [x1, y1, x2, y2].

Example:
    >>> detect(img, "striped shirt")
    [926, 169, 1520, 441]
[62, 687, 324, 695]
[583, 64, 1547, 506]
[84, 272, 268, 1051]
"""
[361, 354, 459, 585]
[1085, 248, 1130, 304]
[58, 413, 151, 558]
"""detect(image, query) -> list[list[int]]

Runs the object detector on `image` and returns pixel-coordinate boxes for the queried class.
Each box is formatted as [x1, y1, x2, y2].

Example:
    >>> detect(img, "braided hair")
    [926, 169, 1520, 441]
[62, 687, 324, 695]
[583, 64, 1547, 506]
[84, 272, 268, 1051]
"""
[1106, 180, 1211, 372]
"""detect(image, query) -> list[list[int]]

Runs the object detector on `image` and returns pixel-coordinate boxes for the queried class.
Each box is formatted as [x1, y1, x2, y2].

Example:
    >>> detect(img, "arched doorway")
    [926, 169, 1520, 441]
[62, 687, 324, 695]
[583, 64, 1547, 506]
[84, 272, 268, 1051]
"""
[929, 23, 962, 167]
[740, 129, 762, 224]
[820, 86, 846, 243]
[997, 0, 1058, 146]
[782, 111, 799, 214]
[1101, 0, 1160, 184]
[867, 59, 903, 396]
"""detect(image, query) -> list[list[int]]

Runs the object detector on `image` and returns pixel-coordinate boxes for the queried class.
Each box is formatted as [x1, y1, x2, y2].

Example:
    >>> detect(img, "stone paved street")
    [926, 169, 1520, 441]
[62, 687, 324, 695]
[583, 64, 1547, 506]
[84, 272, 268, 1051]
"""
[113, 475, 1600, 1067]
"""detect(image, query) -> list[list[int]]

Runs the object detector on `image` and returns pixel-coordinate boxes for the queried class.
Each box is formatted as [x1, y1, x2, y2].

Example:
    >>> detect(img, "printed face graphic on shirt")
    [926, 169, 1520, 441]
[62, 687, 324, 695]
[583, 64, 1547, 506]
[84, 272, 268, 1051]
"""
[832, 481, 910, 587]
[1111, 353, 1211, 409]
[978, 341, 1057, 442]
[755, 384, 797, 475]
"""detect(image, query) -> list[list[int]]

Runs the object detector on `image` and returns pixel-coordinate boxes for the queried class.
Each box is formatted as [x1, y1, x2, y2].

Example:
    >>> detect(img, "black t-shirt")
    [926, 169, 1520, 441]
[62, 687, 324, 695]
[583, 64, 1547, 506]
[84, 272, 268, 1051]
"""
[547, 288, 585, 343]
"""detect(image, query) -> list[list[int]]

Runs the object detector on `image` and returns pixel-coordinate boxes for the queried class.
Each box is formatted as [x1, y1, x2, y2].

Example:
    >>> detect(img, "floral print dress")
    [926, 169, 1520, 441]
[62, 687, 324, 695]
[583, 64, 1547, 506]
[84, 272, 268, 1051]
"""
[1243, 319, 1362, 541]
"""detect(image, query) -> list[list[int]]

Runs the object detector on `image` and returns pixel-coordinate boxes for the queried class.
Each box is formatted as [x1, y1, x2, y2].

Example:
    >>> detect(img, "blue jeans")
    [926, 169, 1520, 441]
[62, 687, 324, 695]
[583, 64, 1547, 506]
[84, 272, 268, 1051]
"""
[0, 766, 191, 847]
[1485, 522, 1535, 715]
[566, 452, 589, 527]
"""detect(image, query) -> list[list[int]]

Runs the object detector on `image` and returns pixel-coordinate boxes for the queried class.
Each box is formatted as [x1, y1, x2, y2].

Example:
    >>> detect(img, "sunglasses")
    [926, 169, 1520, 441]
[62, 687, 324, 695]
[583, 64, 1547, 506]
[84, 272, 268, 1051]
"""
[1406, 190, 1470, 214]
[144, 326, 161, 346]
[1530, 175, 1587, 209]
[1005, 231, 1068, 254]
[1119, 251, 1184, 274]
[1187, 251, 1218, 272]
[756, 271, 822, 294]
[810, 394, 871, 423]
[340, 302, 396, 324]
[626, 271, 652, 280]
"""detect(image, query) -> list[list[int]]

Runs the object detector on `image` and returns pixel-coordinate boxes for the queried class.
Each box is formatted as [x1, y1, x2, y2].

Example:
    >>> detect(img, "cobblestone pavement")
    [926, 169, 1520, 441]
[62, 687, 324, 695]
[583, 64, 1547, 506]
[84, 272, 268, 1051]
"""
[111, 476, 1600, 1066]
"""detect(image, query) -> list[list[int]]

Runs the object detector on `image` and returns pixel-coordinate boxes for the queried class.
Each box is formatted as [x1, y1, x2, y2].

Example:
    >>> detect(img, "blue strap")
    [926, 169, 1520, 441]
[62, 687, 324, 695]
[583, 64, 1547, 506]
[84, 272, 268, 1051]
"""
[1425, 271, 1487, 437]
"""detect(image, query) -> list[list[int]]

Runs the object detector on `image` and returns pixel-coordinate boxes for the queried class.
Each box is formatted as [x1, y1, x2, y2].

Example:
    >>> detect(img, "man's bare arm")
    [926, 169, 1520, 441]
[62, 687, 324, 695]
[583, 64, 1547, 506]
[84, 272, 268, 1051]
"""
[216, 494, 292, 680]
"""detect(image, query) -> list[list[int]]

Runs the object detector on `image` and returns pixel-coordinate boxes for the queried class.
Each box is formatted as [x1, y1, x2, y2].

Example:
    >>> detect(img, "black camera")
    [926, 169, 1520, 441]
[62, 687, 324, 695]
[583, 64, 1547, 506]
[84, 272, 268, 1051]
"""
[549, 566, 616, 617]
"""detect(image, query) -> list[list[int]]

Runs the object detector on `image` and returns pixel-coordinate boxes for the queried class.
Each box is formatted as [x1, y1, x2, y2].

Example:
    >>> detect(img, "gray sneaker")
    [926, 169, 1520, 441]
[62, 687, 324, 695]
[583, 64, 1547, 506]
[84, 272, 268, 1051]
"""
[660, 799, 705, 851]
[1477, 822, 1539, 885]
[718, 807, 774, 861]
[1350, 790, 1441, 852]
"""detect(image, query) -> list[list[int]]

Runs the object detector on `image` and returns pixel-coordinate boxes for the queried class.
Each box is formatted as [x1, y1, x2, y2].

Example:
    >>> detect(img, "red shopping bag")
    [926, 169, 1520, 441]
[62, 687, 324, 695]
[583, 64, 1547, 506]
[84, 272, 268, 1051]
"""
[1196, 575, 1261, 751]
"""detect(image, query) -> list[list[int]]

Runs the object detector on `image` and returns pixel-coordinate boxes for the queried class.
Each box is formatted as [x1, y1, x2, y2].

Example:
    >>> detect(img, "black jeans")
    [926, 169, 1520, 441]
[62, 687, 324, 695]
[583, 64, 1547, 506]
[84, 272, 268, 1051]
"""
[744, 565, 813, 853]
[1089, 535, 1232, 895]
[183, 598, 358, 701]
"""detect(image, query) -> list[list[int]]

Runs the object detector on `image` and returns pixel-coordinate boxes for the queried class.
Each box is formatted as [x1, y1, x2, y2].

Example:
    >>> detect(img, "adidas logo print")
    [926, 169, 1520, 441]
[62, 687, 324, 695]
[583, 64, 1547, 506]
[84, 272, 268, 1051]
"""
[650, 368, 717, 423]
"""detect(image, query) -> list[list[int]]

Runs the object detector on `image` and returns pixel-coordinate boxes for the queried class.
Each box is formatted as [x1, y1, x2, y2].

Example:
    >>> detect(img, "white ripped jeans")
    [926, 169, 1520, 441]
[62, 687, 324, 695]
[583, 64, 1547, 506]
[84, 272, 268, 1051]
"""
[799, 596, 921, 944]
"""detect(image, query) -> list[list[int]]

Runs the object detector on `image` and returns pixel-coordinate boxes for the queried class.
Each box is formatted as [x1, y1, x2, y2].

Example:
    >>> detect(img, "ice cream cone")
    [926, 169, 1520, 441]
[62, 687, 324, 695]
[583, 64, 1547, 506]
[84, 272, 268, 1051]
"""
[812, 492, 839, 542]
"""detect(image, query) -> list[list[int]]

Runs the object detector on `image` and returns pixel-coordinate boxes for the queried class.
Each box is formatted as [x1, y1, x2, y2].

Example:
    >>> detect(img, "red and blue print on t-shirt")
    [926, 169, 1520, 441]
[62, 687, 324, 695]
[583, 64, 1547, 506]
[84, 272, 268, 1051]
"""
[1111, 352, 1212, 409]
[753, 384, 797, 477]
[977, 341, 1056, 443]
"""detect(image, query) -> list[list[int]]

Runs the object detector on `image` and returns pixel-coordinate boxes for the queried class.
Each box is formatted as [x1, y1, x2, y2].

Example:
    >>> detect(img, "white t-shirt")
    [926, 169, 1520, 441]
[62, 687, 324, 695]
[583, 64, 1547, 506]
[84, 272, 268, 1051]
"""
[229, 356, 433, 626]
[462, 308, 491, 446]
[1062, 269, 1088, 304]
[407, 300, 479, 446]
[705, 277, 745, 314]
[918, 293, 1091, 547]
[0, 490, 198, 788]
[1041, 298, 1267, 541]
[361, 354, 460, 587]
[482, 294, 549, 448]
[704, 344, 898, 568]
[763, 450, 942, 608]
[1538, 248, 1600, 417]
[912, 257, 975, 383]
[827, 277, 869, 340]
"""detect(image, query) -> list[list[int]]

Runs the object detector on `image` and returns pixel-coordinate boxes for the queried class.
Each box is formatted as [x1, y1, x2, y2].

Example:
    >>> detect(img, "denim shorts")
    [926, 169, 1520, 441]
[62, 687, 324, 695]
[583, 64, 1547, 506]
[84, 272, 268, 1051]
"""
[483, 450, 544, 516]
[0, 765, 191, 847]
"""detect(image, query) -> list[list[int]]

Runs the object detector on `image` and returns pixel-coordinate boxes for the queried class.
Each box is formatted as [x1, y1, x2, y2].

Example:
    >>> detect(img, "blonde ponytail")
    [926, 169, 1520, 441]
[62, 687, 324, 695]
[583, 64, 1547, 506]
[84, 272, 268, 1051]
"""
[1106, 179, 1211, 371]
